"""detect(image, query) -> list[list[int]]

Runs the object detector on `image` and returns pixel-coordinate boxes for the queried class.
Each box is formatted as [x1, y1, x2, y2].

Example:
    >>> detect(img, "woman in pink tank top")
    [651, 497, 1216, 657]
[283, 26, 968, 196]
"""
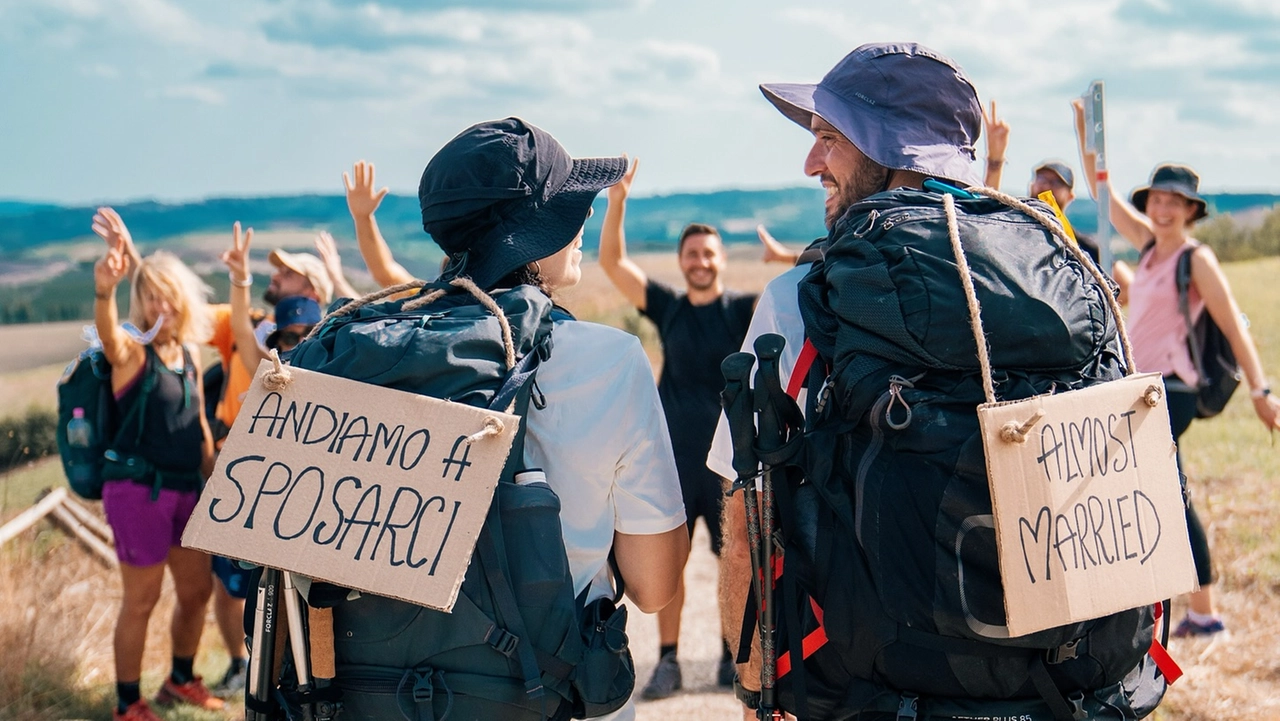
[1076, 103, 1280, 640]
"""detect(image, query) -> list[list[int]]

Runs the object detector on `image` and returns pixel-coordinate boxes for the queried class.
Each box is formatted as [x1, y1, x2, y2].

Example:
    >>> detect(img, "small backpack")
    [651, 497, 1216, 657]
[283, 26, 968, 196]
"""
[55, 345, 156, 500]
[734, 190, 1172, 721]
[272, 280, 634, 721]
[1172, 243, 1243, 418]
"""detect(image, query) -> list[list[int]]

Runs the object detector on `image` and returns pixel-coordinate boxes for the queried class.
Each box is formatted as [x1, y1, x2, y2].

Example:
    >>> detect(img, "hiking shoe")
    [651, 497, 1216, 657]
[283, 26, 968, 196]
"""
[155, 676, 225, 710]
[1172, 615, 1227, 638]
[640, 652, 682, 700]
[211, 662, 248, 698]
[113, 699, 163, 721]
[717, 655, 736, 688]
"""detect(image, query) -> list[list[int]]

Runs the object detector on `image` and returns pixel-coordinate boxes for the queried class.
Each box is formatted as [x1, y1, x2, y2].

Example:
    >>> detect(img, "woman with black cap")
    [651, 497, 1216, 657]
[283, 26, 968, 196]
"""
[415, 117, 690, 719]
[1076, 104, 1280, 639]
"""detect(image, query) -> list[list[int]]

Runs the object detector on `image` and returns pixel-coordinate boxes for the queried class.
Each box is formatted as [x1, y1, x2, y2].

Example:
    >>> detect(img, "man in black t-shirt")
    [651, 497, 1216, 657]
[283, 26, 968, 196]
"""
[598, 158, 757, 699]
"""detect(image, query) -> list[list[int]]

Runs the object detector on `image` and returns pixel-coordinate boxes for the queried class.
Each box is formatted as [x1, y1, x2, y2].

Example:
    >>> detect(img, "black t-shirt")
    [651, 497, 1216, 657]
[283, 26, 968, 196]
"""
[1075, 231, 1102, 268]
[642, 280, 757, 480]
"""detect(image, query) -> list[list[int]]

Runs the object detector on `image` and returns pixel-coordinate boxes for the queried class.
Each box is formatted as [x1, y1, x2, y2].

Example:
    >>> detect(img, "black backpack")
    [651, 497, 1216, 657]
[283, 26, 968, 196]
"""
[1170, 242, 1242, 418]
[273, 281, 634, 721]
[55, 345, 157, 500]
[742, 190, 1170, 721]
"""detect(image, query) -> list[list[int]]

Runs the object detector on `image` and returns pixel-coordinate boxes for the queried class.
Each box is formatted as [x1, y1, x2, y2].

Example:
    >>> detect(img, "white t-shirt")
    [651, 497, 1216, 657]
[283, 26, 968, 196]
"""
[706, 265, 809, 481]
[524, 318, 687, 601]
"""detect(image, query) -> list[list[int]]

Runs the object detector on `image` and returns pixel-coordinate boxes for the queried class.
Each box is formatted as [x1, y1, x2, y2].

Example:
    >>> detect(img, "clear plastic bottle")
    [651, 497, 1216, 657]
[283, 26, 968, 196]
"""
[66, 407, 93, 448]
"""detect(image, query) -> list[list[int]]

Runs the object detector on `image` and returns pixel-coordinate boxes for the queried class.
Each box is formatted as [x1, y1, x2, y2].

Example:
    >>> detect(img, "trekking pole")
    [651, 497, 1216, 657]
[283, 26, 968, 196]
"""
[248, 567, 283, 721]
[282, 573, 315, 721]
[752, 334, 788, 721]
[1083, 80, 1113, 271]
[721, 353, 771, 709]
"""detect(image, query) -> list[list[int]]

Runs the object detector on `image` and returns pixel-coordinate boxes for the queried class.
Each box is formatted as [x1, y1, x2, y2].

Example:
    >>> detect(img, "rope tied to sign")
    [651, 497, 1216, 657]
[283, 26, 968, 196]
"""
[463, 416, 505, 446]
[1144, 384, 1163, 408]
[262, 348, 293, 391]
[1000, 409, 1046, 444]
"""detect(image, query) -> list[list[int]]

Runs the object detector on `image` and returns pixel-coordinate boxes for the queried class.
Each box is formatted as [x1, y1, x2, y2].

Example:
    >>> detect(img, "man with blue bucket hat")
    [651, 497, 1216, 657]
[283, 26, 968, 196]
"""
[709, 42, 1169, 720]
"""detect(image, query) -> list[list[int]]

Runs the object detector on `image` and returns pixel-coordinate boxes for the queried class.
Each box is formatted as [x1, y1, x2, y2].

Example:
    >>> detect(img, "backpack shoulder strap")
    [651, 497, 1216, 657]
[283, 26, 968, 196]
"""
[1175, 242, 1207, 385]
[114, 345, 159, 447]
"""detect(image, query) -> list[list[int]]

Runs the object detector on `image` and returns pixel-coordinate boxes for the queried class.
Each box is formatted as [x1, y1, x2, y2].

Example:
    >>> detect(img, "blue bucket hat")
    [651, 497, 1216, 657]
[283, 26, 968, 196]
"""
[760, 42, 982, 187]
[419, 118, 627, 290]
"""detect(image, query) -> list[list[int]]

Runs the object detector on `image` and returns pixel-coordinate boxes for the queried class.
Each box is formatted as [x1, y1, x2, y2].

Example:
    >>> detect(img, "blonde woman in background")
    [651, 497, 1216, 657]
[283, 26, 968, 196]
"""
[92, 208, 223, 721]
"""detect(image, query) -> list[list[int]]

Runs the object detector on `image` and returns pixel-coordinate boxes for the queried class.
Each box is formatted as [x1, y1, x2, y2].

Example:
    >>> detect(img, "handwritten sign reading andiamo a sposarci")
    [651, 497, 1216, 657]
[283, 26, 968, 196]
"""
[182, 361, 517, 612]
[978, 372, 1196, 637]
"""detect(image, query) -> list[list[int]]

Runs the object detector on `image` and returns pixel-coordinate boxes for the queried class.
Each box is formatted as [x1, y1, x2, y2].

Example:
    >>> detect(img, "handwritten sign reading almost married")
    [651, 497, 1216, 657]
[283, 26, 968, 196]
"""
[182, 361, 518, 612]
[978, 372, 1196, 637]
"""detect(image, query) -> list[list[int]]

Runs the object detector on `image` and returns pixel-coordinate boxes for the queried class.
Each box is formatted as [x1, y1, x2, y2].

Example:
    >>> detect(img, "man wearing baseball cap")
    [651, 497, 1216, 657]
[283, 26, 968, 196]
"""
[266, 248, 333, 306]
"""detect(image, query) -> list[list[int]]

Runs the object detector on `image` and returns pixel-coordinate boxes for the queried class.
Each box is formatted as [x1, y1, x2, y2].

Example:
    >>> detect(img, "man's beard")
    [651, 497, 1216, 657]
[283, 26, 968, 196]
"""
[825, 159, 891, 228]
[684, 267, 717, 291]
[263, 287, 280, 306]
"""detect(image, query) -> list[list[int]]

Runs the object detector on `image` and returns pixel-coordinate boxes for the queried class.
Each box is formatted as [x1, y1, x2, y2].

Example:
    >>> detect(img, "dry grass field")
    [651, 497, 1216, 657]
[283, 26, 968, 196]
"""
[2, 250, 1279, 720]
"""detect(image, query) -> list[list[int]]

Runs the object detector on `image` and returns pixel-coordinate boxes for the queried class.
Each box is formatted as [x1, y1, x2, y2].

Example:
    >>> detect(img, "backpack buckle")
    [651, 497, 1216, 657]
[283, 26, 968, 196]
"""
[1046, 637, 1082, 664]
[410, 670, 434, 703]
[484, 626, 520, 657]
[1067, 690, 1087, 720]
[896, 693, 918, 721]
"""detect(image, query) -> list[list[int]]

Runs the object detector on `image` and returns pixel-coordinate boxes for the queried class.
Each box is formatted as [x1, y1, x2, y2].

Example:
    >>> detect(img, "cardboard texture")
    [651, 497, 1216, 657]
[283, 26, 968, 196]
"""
[978, 372, 1197, 637]
[183, 361, 518, 612]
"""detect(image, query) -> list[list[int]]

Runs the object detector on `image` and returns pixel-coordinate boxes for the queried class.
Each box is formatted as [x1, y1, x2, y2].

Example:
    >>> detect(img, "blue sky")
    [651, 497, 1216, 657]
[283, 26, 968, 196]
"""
[2, 0, 1278, 205]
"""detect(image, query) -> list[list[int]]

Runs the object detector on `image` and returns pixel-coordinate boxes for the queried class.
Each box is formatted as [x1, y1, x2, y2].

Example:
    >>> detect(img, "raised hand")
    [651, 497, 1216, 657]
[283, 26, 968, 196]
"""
[92, 206, 141, 271]
[94, 239, 129, 295]
[220, 221, 253, 282]
[314, 230, 342, 278]
[981, 100, 1010, 164]
[757, 224, 798, 265]
[607, 156, 639, 204]
[344, 160, 390, 219]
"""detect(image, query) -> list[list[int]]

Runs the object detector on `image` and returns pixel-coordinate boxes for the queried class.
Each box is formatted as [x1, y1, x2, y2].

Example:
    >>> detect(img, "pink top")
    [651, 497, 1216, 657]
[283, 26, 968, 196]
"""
[1128, 240, 1203, 386]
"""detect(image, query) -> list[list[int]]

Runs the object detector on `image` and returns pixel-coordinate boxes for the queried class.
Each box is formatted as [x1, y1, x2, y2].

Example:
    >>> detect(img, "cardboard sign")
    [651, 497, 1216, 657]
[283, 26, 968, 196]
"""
[183, 361, 518, 612]
[978, 372, 1197, 637]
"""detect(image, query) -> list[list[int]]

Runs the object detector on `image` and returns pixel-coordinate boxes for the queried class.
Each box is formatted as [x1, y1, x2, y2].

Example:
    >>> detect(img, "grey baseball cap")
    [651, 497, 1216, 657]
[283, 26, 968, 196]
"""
[760, 42, 982, 187]
[1033, 160, 1075, 189]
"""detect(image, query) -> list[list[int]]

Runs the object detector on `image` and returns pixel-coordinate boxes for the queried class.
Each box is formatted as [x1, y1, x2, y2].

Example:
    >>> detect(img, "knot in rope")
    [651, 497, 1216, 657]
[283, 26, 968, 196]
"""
[1144, 384, 1164, 408]
[1000, 409, 1046, 444]
[462, 416, 505, 446]
[261, 348, 293, 391]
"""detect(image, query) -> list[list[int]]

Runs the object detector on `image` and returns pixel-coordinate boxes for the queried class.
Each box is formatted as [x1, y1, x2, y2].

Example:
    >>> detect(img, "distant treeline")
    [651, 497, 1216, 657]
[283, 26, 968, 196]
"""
[1195, 205, 1280, 262]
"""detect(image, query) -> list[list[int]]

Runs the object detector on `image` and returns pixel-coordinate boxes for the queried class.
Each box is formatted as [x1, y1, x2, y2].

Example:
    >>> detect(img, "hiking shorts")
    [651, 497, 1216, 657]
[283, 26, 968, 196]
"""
[212, 556, 253, 599]
[102, 479, 200, 567]
[676, 459, 726, 556]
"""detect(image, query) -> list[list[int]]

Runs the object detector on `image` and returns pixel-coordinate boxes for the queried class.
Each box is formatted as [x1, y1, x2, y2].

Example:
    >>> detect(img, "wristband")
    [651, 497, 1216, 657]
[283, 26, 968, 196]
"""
[986, 158, 1006, 166]
[1252, 386, 1272, 400]
[230, 272, 253, 288]
[733, 674, 760, 710]
[95, 290, 112, 300]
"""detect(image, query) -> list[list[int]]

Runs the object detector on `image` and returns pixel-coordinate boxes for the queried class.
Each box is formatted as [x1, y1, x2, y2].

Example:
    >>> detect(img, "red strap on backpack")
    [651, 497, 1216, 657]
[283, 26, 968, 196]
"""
[775, 338, 829, 679]
[1149, 603, 1183, 684]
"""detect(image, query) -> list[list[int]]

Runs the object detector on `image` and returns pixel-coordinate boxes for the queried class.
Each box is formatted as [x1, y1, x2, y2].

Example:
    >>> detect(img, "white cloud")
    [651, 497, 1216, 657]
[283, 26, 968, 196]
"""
[157, 84, 226, 104]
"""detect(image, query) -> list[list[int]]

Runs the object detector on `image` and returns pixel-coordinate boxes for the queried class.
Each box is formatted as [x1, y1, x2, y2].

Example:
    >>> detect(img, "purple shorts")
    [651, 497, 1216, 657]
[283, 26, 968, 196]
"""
[102, 479, 201, 567]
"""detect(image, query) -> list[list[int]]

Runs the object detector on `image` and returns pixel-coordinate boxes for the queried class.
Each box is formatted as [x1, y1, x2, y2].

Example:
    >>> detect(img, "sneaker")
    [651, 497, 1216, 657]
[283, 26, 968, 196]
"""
[640, 651, 682, 700]
[717, 655, 736, 688]
[1171, 615, 1227, 638]
[211, 662, 248, 698]
[154, 676, 226, 711]
[113, 699, 163, 721]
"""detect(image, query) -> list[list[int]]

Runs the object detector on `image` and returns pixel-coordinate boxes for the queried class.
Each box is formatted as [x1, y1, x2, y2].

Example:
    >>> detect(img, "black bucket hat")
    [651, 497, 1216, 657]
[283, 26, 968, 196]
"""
[1130, 164, 1208, 223]
[419, 118, 627, 290]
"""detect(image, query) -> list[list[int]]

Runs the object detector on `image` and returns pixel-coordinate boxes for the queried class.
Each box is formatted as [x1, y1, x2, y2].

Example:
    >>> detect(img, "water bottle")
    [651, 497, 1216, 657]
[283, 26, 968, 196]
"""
[66, 407, 93, 448]
[513, 468, 548, 487]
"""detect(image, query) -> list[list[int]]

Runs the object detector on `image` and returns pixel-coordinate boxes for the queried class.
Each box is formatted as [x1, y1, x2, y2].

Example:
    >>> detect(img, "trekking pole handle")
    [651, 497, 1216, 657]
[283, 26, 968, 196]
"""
[753, 334, 787, 450]
[722, 352, 760, 481]
[248, 568, 282, 721]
